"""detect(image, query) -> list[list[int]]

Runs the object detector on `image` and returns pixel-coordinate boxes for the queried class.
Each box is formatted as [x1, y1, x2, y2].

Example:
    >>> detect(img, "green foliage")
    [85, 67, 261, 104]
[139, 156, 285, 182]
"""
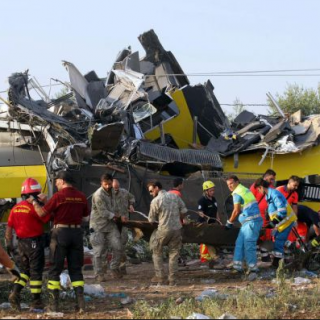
[268, 84, 320, 116]
[227, 98, 246, 122]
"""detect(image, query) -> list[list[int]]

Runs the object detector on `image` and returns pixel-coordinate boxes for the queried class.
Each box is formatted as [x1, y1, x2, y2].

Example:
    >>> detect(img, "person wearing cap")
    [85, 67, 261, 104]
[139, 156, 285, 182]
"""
[29, 171, 90, 313]
[6, 178, 50, 311]
[198, 181, 223, 269]
[226, 175, 263, 277]
[112, 179, 135, 275]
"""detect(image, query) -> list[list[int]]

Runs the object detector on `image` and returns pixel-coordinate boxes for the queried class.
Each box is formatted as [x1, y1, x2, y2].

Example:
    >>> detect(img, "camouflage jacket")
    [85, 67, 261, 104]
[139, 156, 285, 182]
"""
[114, 188, 135, 218]
[90, 187, 117, 232]
[149, 190, 188, 232]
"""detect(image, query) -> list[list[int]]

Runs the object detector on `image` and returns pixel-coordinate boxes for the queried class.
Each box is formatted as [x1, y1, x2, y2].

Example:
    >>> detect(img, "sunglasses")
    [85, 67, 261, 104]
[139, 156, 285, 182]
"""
[149, 190, 154, 194]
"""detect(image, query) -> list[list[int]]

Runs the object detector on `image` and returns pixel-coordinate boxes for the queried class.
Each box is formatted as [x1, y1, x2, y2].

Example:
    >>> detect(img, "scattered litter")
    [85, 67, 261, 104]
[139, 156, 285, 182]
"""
[196, 289, 228, 302]
[265, 290, 277, 299]
[247, 273, 258, 281]
[298, 269, 318, 279]
[31, 309, 44, 313]
[285, 303, 298, 311]
[218, 314, 237, 319]
[293, 277, 312, 285]
[108, 293, 127, 299]
[187, 313, 211, 319]
[120, 297, 134, 305]
[60, 272, 72, 290]
[84, 284, 107, 298]
[0, 303, 11, 309]
[175, 297, 185, 305]
[201, 279, 216, 284]
[42, 313, 64, 318]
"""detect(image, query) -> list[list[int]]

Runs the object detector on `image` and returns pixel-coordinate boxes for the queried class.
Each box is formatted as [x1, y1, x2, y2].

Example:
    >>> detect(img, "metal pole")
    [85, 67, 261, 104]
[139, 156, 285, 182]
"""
[193, 116, 198, 145]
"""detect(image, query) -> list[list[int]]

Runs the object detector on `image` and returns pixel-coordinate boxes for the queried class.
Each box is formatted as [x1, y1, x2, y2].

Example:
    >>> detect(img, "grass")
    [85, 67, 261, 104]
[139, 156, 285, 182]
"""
[132, 266, 320, 320]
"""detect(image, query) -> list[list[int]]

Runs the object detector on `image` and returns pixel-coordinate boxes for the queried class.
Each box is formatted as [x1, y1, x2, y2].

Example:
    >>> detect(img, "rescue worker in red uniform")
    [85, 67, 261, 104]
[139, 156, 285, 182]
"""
[5, 178, 50, 311]
[276, 176, 300, 215]
[169, 178, 184, 198]
[30, 171, 90, 314]
[250, 169, 277, 262]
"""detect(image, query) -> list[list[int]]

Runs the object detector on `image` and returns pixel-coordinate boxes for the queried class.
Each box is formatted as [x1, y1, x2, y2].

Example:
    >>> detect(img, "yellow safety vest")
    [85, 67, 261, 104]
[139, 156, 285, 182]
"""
[269, 204, 297, 233]
[232, 184, 257, 212]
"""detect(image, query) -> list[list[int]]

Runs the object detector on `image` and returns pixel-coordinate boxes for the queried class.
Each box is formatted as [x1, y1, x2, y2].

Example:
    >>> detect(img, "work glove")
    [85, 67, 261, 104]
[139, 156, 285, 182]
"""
[225, 220, 234, 230]
[6, 263, 21, 281]
[311, 238, 320, 249]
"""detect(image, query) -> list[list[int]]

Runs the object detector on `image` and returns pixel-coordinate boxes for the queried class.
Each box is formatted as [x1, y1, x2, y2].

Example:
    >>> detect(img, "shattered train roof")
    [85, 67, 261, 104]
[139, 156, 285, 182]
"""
[207, 109, 320, 156]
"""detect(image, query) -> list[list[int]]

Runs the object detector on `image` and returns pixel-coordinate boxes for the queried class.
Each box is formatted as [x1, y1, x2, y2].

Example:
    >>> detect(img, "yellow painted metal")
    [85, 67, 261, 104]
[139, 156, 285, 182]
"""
[0, 165, 47, 199]
[223, 145, 320, 211]
[144, 89, 200, 149]
[223, 145, 320, 181]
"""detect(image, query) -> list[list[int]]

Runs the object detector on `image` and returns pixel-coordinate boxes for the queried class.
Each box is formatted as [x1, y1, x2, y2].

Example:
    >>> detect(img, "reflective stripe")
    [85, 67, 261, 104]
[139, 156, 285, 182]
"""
[31, 288, 42, 294]
[15, 273, 30, 287]
[242, 214, 261, 224]
[272, 251, 284, 259]
[30, 281, 42, 286]
[48, 281, 61, 291]
[72, 281, 84, 288]
[243, 201, 257, 211]
[15, 279, 27, 287]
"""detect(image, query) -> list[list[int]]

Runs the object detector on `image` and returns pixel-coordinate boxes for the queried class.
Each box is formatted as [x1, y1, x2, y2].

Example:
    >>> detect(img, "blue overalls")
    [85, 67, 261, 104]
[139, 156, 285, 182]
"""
[233, 184, 263, 272]
[266, 188, 295, 259]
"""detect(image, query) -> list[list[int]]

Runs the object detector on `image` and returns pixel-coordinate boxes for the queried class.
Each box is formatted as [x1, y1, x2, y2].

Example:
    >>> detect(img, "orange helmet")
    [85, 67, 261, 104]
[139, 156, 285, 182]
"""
[21, 178, 42, 195]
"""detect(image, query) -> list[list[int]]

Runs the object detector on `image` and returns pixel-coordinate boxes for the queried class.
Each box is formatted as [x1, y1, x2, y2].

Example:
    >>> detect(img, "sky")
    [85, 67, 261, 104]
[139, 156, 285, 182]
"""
[1, 0, 320, 115]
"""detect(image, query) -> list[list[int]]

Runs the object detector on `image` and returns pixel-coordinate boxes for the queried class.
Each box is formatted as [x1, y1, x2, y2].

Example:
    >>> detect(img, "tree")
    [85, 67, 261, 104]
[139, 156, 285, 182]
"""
[227, 98, 245, 122]
[268, 84, 320, 116]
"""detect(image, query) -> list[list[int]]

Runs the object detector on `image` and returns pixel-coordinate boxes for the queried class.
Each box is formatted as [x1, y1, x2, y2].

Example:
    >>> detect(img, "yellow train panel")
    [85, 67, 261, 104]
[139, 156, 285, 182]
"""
[223, 145, 320, 181]
[0, 165, 47, 199]
[144, 89, 200, 149]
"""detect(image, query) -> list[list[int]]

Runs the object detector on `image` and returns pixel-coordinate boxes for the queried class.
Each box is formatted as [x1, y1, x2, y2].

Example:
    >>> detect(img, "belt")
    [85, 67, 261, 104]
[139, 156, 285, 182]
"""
[54, 224, 81, 229]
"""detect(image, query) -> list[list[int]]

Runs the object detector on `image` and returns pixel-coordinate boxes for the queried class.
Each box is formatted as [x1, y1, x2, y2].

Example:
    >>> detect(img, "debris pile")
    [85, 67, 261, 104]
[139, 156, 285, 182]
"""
[3, 29, 227, 177]
[207, 109, 320, 158]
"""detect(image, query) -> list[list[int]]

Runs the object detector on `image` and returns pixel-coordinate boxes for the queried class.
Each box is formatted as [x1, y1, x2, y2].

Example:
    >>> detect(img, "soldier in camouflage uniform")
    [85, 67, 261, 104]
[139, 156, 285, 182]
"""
[112, 179, 135, 274]
[90, 174, 127, 282]
[148, 181, 188, 286]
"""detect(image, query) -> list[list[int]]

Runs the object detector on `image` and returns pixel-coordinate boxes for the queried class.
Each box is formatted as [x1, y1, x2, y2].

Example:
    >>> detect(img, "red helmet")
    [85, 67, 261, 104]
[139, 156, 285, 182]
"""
[21, 178, 42, 195]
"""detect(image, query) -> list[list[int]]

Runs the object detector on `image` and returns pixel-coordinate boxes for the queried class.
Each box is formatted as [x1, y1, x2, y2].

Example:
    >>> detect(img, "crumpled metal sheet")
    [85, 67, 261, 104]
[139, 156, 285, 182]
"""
[138, 141, 222, 169]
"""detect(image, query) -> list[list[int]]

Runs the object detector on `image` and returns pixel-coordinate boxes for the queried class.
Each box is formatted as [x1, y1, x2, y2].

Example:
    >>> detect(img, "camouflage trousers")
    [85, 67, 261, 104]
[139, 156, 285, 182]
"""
[120, 227, 129, 268]
[150, 229, 182, 282]
[90, 228, 122, 276]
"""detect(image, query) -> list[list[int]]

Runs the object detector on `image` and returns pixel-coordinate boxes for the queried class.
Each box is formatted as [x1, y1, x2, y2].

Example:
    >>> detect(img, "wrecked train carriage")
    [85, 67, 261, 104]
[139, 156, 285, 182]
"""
[211, 109, 320, 211]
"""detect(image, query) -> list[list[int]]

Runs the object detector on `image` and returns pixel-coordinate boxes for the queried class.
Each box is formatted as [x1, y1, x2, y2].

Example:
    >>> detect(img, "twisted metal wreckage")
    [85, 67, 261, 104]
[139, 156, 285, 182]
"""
[1, 30, 320, 266]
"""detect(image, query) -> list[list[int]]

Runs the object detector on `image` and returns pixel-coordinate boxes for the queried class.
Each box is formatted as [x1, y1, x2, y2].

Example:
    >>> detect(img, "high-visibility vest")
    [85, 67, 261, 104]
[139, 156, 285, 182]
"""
[232, 184, 258, 214]
[200, 244, 212, 262]
[269, 204, 297, 233]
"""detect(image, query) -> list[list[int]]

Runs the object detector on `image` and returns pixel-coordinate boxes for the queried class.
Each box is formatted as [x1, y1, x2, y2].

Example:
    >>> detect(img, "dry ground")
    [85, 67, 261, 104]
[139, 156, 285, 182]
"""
[1, 261, 320, 319]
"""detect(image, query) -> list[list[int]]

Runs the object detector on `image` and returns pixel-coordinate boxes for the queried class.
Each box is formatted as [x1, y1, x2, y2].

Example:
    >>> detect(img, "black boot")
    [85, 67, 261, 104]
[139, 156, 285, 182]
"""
[30, 294, 44, 310]
[74, 287, 86, 314]
[48, 290, 60, 312]
[9, 284, 23, 312]
[272, 257, 281, 269]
